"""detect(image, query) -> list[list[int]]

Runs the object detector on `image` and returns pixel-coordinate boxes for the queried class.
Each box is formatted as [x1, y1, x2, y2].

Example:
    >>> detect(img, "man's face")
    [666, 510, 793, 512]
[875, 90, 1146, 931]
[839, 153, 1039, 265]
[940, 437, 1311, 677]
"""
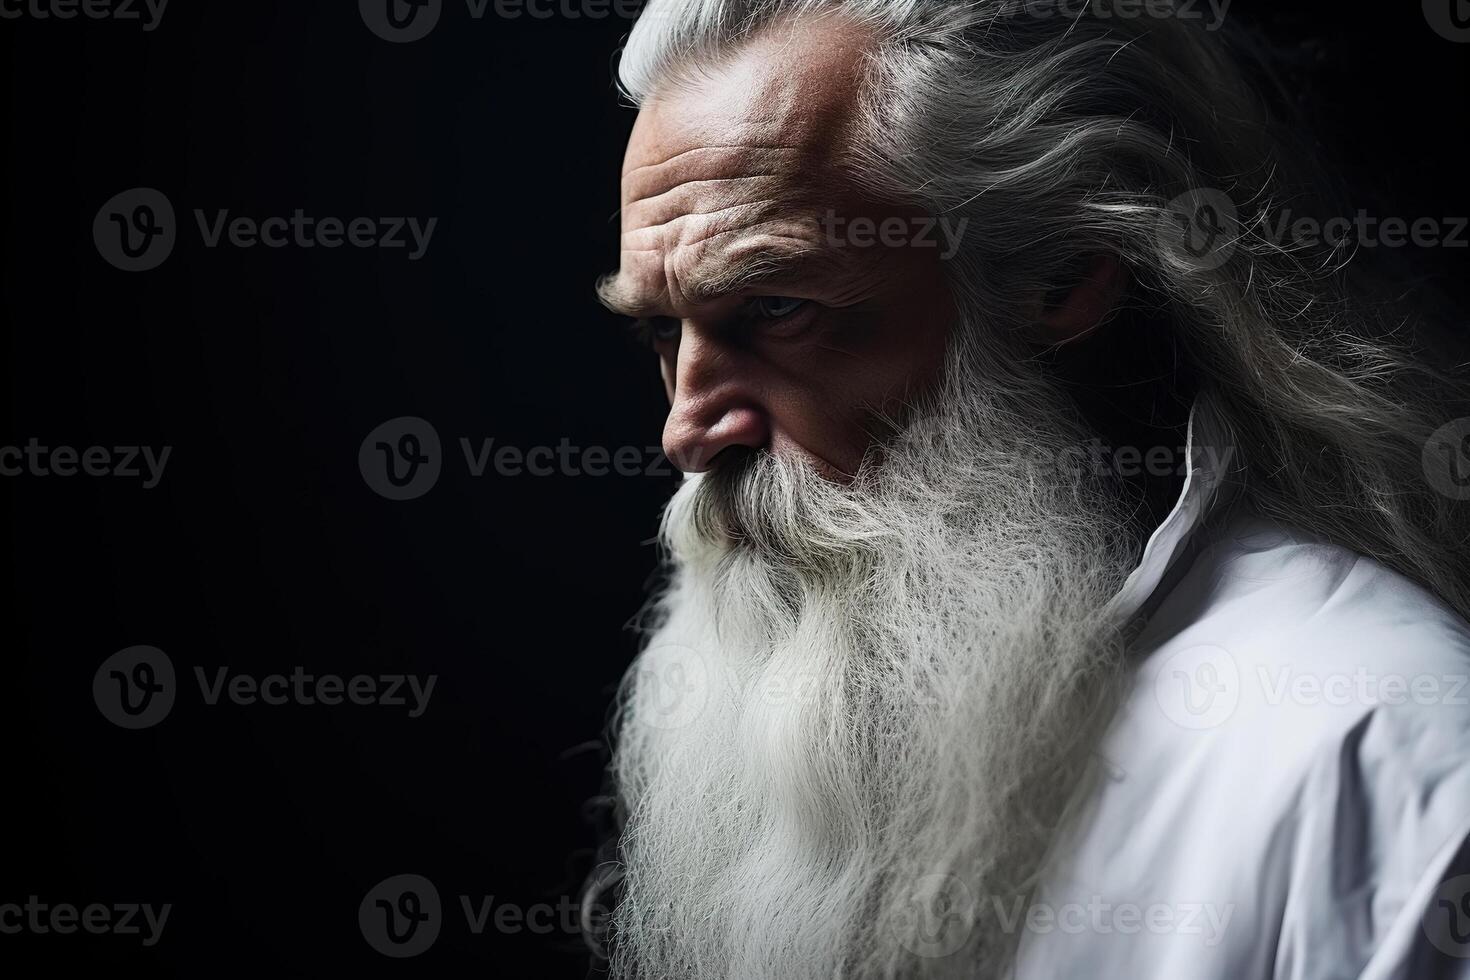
[599, 16, 956, 480]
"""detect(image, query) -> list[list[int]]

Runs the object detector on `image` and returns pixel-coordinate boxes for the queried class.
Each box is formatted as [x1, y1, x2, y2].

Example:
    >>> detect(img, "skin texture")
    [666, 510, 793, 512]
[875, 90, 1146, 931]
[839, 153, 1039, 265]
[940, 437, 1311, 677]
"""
[598, 14, 957, 480]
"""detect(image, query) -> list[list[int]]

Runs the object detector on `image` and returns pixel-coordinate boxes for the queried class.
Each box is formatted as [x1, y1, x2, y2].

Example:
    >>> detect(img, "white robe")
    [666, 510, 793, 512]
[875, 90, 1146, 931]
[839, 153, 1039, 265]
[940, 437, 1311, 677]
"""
[1013, 395, 1470, 979]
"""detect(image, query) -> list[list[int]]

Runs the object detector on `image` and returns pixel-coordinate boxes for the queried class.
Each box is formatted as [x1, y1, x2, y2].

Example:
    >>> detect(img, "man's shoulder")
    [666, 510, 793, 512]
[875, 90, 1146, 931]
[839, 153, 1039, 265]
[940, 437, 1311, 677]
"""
[1145, 512, 1470, 701]
[1135, 513, 1470, 762]
[1129, 512, 1470, 766]
[1096, 517, 1470, 975]
[1168, 507, 1470, 776]
[1128, 510, 1470, 848]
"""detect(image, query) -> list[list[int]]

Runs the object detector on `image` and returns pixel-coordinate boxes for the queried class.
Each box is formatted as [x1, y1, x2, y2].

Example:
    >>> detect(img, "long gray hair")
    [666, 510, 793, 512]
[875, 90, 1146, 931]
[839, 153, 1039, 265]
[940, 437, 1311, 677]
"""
[616, 0, 1470, 616]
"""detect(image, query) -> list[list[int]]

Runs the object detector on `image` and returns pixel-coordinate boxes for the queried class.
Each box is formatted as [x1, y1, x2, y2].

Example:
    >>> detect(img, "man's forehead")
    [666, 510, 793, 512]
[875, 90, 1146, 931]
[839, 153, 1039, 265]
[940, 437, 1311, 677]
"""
[619, 13, 875, 194]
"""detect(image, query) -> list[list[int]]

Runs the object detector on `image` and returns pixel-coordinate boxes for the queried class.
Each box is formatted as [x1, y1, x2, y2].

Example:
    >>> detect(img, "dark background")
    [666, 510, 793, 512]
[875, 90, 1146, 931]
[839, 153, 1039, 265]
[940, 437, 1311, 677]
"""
[2, 1, 1468, 975]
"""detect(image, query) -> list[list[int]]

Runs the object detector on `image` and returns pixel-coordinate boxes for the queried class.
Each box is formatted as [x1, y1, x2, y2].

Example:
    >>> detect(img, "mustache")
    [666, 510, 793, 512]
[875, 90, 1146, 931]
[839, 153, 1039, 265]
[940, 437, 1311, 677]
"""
[681, 447, 782, 548]
[670, 446, 894, 577]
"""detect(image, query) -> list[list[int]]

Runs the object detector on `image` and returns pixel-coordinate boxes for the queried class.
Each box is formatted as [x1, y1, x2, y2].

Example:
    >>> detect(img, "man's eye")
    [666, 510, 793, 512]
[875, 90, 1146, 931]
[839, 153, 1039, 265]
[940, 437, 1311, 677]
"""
[631, 317, 680, 348]
[750, 296, 808, 319]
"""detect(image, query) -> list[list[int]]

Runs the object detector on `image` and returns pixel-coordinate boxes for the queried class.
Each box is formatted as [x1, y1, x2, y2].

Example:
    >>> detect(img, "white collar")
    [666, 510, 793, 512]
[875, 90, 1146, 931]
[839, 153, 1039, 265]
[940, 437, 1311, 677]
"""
[1104, 390, 1238, 625]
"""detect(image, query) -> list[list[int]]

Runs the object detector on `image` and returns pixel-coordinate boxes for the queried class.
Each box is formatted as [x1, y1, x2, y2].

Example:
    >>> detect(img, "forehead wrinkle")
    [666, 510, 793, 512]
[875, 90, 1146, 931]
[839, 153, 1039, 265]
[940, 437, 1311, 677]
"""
[687, 228, 855, 309]
[678, 238, 828, 305]
[607, 13, 882, 320]
[624, 177, 787, 237]
[620, 11, 878, 202]
[659, 205, 830, 281]
[622, 198, 794, 257]
[621, 143, 800, 206]
[605, 225, 840, 317]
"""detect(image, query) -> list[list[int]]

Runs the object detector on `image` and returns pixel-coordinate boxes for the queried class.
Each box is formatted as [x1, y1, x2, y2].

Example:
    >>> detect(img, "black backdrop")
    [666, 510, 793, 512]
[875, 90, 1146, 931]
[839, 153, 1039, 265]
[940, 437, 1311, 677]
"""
[3, 1, 1468, 975]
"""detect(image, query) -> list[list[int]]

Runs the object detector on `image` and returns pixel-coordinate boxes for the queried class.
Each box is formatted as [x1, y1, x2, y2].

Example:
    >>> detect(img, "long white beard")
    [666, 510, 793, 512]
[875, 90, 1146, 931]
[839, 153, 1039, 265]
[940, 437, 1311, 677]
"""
[606, 341, 1139, 979]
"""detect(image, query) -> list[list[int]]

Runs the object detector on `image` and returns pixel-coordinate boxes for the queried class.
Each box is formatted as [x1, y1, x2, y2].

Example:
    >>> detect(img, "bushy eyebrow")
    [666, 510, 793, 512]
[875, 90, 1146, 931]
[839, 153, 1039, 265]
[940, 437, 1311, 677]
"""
[595, 241, 836, 318]
[594, 270, 655, 318]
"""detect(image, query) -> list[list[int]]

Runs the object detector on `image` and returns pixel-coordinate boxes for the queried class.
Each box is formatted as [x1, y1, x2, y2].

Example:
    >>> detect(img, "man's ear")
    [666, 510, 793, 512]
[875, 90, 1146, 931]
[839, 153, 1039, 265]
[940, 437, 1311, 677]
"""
[1034, 253, 1130, 345]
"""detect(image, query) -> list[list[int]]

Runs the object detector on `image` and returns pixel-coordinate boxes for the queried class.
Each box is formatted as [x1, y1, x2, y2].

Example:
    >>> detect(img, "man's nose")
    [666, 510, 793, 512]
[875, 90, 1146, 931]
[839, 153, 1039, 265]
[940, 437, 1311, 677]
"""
[662, 330, 768, 473]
